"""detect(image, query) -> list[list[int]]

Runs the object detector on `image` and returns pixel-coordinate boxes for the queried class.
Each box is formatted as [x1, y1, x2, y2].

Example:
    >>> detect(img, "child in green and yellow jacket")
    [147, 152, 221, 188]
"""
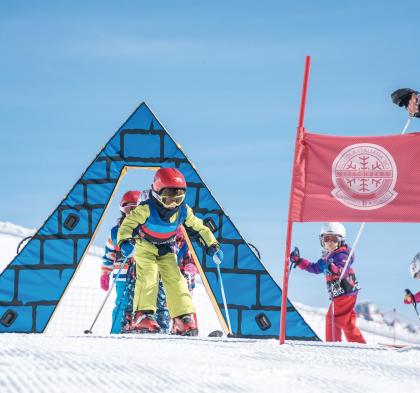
[117, 168, 222, 336]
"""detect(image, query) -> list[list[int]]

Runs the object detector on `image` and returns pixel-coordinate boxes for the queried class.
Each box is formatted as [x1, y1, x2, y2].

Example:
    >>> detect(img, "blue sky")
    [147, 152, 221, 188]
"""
[1, 1, 420, 322]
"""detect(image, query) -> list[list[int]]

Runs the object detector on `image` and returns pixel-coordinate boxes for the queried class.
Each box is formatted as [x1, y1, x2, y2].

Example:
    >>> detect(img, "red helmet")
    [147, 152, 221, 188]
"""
[120, 190, 141, 215]
[152, 168, 186, 193]
[152, 168, 186, 209]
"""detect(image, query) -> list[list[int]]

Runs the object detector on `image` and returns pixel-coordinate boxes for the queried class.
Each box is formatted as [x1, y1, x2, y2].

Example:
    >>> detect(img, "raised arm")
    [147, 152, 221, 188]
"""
[184, 206, 218, 251]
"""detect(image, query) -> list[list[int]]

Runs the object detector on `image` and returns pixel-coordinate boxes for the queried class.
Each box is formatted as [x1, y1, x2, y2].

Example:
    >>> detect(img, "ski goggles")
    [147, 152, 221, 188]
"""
[322, 235, 340, 243]
[159, 188, 186, 209]
[120, 202, 138, 215]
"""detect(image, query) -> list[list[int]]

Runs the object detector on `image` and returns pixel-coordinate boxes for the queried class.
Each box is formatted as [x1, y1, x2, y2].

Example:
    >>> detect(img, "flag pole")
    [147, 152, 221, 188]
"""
[279, 56, 311, 344]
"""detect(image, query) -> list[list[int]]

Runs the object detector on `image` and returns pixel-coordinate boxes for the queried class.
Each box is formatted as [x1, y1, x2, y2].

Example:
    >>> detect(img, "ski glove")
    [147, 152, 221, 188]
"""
[120, 240, 135, 258]
[207, 243, 219, 256]
[289, 247, 302, 268]
[183, 261, 198, 275]
[208, 243, 223, 264]
[100, 274, 110, 291]
[404, 289, 415, 304]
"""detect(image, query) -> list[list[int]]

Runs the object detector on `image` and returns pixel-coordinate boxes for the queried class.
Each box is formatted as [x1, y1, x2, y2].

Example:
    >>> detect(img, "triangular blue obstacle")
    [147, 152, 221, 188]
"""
[0, 103, 319, 340]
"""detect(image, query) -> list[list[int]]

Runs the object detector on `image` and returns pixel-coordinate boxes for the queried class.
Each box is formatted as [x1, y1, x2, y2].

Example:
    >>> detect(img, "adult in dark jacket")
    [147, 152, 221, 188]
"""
[391, 88, 419, 117]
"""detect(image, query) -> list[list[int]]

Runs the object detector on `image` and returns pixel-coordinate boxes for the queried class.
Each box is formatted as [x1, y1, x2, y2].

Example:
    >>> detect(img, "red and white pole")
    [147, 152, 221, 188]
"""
[392, 308, 396, 346]
[279, 56, 311, 344]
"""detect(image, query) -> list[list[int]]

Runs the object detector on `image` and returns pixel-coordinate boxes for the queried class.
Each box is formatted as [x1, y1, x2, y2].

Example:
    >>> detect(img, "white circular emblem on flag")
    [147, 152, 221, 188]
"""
[331, 143, 398, 210]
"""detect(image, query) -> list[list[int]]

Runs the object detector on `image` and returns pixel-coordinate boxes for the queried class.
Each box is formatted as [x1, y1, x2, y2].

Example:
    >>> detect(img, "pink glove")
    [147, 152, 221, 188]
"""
[184, 261, 197, 275]
[100, 274, 110, 291]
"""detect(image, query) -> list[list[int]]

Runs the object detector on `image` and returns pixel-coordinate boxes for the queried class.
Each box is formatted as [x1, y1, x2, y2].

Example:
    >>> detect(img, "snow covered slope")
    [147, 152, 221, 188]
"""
[1, 222, 420, 393]
[1, 333, 419, 393]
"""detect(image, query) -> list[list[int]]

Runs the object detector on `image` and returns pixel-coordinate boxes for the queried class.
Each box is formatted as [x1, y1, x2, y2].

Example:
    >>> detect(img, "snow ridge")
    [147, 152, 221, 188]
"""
[0, 221, 35, 238]
[0, 220, 103, 257]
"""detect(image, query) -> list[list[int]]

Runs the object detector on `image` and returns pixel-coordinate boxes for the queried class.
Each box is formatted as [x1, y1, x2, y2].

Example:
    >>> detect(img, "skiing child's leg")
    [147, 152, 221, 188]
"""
[341, 297, 366, 343]
[326, 302, 342, 342]
[343, 308, 366, 343]
[121, 263, 136, 332]
[129, 241, 162, 333]
[157, 251, 195, 318]
[132, 241, 160, 313]
[111, 281, 130, 333]
[155, 281, 170, 333]
[331, 295, 366, 343]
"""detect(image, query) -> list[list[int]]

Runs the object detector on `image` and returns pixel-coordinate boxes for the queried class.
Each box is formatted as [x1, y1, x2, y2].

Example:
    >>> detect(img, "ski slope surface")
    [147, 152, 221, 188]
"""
[0, 222, 419, 393]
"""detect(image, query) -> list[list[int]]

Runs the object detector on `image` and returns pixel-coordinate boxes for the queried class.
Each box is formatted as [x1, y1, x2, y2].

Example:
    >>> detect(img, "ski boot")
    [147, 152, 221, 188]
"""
[130, 311, 161, 334]
[171, 313, 198, 336]
[121, 312, 133, 334]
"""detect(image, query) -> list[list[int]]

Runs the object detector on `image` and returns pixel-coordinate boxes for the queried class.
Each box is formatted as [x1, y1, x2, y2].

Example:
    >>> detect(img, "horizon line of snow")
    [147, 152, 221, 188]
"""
[0, 221, 104, 257]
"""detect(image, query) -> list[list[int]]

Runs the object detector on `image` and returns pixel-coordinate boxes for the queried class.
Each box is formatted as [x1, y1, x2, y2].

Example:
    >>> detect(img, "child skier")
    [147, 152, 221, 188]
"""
[403, 253, 420, 306]
[290, 222, 366, 343]
[101, 190, 141, 333]
[100, 190, 169, 334]
[117, 168, 222, 336]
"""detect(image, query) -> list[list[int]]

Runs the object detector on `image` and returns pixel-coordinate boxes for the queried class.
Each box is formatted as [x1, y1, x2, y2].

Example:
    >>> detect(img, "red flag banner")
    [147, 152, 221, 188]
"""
[291, 130, 420, 222]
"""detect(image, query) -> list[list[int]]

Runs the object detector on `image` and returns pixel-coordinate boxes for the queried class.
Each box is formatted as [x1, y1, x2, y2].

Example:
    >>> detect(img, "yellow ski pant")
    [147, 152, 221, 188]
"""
[133, 240, 195, 318]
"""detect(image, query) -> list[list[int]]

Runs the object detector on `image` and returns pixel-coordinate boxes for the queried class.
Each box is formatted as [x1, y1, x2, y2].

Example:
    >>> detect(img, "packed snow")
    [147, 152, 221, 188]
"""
[0, 222, 419, 393]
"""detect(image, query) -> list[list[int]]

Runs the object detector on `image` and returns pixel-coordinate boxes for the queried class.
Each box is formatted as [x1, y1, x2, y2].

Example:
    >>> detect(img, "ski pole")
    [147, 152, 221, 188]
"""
[401, 117, 412, 135]
[401, 91, 419, 134]
[339, 116, 412, 282]
[84, 255, 130, 334]
[214, 254, 233, 335]
[392, 308, 396, 345]
[331, 299, 336, 342]
[412, 302, 420, 320]
[288, 262, 294, 280]
[339, 222, 365, 282]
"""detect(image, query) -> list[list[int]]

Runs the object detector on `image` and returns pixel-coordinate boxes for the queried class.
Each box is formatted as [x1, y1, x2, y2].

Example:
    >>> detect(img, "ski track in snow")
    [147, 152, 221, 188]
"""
[0, 334, 419, 393]
[1, 222, 420, 393]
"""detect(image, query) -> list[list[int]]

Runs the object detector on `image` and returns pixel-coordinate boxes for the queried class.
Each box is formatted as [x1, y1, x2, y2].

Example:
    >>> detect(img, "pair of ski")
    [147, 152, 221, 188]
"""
[82, 330, 256, 343]
[377, 342, 420, 351]
[124, 329, 224, 337]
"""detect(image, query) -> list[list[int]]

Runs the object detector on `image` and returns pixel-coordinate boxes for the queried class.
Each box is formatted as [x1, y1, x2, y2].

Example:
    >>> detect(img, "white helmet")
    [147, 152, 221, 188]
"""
[319, 222, 346, 249]
[410, 253, 420, 279]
